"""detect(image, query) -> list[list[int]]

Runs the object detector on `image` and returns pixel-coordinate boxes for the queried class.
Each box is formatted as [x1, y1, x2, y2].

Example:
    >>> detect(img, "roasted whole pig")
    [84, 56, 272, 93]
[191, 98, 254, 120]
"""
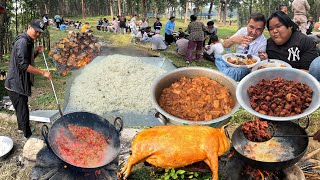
[118, 125, 231, 180]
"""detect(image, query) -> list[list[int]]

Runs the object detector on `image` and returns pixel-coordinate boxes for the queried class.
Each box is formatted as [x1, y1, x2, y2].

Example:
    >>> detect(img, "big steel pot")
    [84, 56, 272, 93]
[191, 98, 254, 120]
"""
[231, 120, 309, 171]
[151, 67, 240, 127]
[236, 68, 320, 121]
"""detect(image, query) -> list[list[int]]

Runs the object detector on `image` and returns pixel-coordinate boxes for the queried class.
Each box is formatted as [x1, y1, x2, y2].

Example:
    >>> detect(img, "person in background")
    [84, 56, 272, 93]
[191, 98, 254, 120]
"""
[119, 14, 127, 34]
[130, 14, 137, 26]
[136, 29, 152, 43]
[215, 13, 267, 81]
[97, 18, 103, 31]
[204, 21, 218, 46]
[151, 30, 167, 50]
[81, 22, 93, 33]
[185, 15, 207, 63]
[306, 16, 314, 35]
[5, 19, 52, 139]
[259, 11, 320, 81]
[154, 18, 162, 31]
[42, 14, 49, 27]
[0, 5, 5, 14]
[176, 32, 189, 56]
[279, 5, 288, 15]
[203, 34, 224, 62]
[54, 14, 62, 29]
[173, 28, 183, 42]
[292, 0, 310, 34]
[107, 17, 116, 32]
[113, 17, 120, 33]
[164, 16, 176, 46]
[101, 18, 109, 32]
[140, 18, 148, 29]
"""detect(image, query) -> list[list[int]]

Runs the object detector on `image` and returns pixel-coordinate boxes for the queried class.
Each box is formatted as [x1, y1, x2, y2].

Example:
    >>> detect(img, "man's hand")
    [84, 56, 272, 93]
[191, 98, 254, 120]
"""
[258, 50, 268, 60]
[42, 71, 52, 80]
[224, 35, 253, 48]
[36, 46, 44, 53]
[313, 130, 320, 142]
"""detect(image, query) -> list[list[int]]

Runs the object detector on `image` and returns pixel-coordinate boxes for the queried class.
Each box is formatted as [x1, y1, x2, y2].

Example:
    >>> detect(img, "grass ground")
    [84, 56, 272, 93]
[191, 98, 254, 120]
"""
[0, 18, 320, 180]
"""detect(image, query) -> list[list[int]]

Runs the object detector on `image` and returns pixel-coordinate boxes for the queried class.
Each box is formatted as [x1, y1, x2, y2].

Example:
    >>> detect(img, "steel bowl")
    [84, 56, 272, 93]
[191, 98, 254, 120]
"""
[236, 68, 320, 121]
[0, 136, 13, 159]
[151, 67, 240, 126]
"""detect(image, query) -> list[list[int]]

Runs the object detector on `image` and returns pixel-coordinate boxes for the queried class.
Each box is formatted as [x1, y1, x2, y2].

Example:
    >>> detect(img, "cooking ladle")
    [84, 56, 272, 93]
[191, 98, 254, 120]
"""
[42, 52, 63, 117]
[242, 120, 313, 143]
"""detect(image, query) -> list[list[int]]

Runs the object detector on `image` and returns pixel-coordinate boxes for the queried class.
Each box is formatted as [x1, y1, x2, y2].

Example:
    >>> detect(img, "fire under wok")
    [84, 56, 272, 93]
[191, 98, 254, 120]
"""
[42, 112, 123, 170]
[231, 120, 309, 171]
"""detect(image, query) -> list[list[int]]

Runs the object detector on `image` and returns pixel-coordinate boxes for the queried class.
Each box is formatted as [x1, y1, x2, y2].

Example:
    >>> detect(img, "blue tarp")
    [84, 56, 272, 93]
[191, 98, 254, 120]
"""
[147, 13, 156, 17]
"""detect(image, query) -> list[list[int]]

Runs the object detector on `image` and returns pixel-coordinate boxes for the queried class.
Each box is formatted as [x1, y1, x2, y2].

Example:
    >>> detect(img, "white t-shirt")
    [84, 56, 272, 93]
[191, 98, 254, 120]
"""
[136, 31, 148, 41]
[43, 16, 48, 23]
[232, 27, 267, 55]
[205, 43, 224, 57]
[176, 38, 189, 56]
[140, 21, 148, 28]
[151, 34, 167, 50]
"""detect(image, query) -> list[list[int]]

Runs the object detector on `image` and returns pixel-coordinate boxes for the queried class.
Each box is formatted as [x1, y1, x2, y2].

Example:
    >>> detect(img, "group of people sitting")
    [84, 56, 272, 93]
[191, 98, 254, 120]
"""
[214, 12, 319, 82]
[95, 14, 156, 35]
[144, 12, 320, 82]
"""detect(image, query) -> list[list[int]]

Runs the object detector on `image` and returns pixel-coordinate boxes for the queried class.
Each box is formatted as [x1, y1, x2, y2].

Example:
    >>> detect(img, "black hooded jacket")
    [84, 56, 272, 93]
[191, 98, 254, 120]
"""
[5, 32, 35, 96]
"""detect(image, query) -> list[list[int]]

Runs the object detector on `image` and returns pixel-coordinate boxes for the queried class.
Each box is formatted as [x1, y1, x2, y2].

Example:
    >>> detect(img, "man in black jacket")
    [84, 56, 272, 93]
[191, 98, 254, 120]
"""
[5, 19, 52, 138]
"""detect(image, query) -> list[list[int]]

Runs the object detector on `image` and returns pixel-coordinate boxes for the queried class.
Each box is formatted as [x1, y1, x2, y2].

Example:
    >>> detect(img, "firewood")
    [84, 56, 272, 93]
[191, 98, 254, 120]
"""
[304, 148, 320, 160]
[308, 159, 320, 165]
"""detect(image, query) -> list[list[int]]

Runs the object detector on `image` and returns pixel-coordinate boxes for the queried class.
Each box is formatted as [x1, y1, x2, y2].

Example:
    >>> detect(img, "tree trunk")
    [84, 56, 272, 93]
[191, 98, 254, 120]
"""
[142, 0, 147, 18]
[184, 0, 188, 24]
[249, 0, 252, 16]
[82, 0, 86, 19]
[218, 3, 222, 22]
[15, 0, 18, 36]
[117, 0, 121, 15]
[61, 0, 66, 17]
[208, 1, 213, 19]
[223, 1, 227, 25]
[0, 1, 6, 62]
[109, 0, 114, 17]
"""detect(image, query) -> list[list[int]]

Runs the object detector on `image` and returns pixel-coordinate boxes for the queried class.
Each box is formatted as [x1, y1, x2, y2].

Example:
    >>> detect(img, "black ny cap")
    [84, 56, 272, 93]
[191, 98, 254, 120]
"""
[30, 19, 45, 32]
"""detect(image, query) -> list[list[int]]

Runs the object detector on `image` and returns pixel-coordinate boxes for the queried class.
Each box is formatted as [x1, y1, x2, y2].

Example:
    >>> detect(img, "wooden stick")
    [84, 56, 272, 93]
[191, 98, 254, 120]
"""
[308, 159, 320, 165]
[304, 148, 320, 160]
[304, 172, 320, 178]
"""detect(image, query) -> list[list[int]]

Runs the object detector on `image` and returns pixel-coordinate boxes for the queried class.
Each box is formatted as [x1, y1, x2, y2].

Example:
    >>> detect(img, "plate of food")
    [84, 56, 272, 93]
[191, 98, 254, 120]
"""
[251, 59, 292, 71]
[0, 136, 13, 159]
[222, 53, 260, 68]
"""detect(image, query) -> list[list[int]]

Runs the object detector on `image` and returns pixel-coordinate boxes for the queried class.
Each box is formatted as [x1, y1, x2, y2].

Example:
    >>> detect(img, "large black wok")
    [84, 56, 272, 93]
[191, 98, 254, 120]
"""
[231, 120, 309, 171]
[40, 53, 123, 171]
[42, 112, 123, 171]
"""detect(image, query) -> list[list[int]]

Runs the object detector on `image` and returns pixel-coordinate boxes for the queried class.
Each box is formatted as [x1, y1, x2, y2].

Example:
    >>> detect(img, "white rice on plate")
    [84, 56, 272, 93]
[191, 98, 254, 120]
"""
[67, 54, 166, 115]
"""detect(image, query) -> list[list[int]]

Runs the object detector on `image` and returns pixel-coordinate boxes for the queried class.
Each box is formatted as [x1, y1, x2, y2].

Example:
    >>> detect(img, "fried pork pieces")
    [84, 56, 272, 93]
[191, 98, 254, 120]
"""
[248, 77, 313, 117]
[242, 118, 272, 142]
[159, 77, 235, 121]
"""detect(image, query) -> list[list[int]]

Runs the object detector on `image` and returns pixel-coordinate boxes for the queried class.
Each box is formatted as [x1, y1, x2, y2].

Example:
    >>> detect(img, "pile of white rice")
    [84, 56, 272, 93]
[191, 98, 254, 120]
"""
[67, 54, 166, 115]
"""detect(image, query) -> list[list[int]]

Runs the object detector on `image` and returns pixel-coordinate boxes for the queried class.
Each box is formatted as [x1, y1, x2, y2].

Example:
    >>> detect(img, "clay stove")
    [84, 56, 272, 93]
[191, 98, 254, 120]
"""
[31, 146, 118, 180]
